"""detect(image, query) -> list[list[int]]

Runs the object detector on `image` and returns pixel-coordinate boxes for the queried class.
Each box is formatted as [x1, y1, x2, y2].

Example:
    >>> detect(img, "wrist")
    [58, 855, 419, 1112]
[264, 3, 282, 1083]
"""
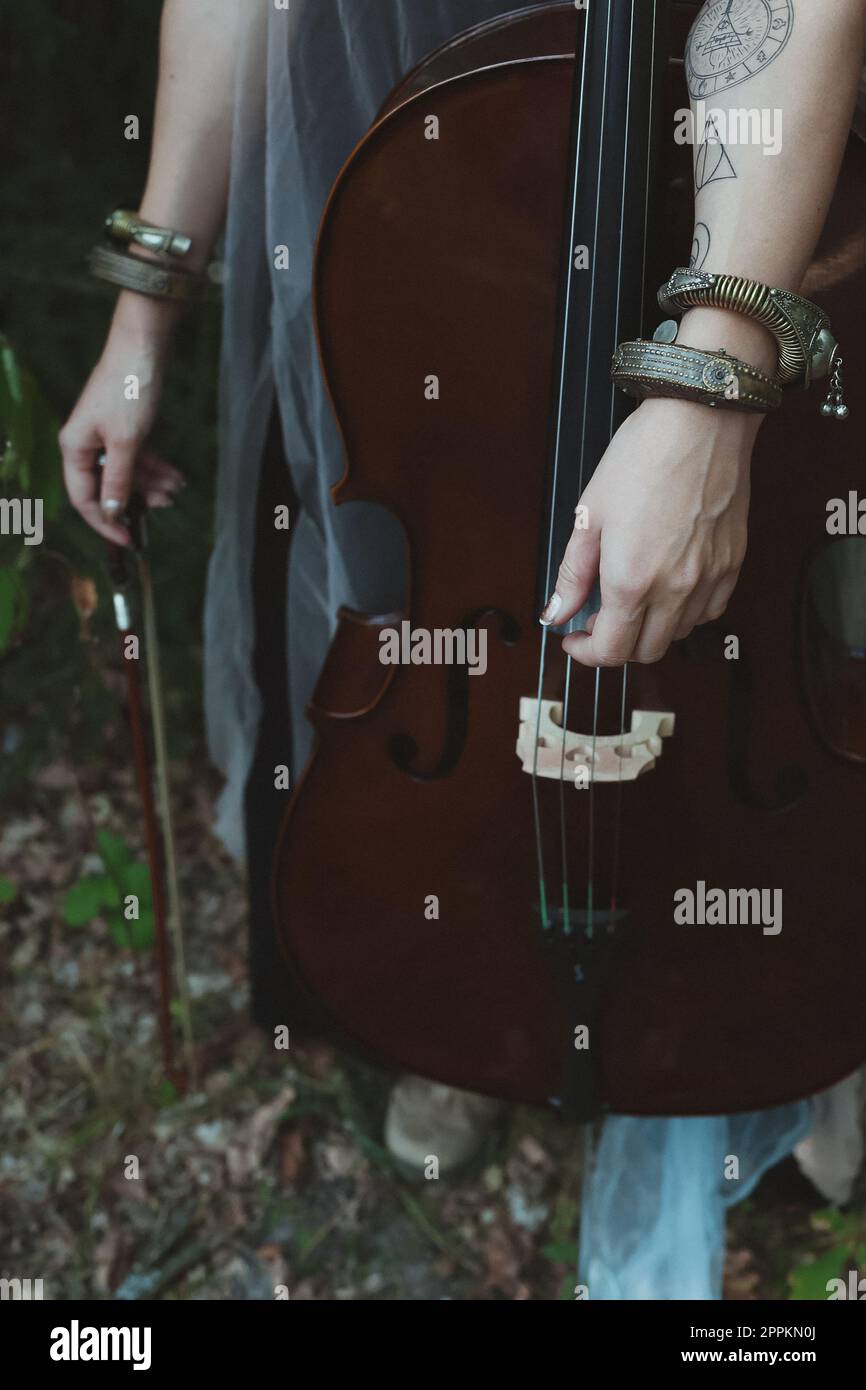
[635, 393, 764, 446]
[110, 288, 181, 347]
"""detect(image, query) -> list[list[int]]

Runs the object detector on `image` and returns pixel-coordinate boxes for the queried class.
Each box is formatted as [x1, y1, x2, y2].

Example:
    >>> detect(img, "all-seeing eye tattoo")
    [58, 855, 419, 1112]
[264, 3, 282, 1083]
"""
[686, 1, 794, 100]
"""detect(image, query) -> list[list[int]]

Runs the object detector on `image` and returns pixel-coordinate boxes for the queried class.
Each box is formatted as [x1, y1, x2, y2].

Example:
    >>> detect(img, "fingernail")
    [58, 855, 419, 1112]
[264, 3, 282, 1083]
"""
[539, 592, 562, 626]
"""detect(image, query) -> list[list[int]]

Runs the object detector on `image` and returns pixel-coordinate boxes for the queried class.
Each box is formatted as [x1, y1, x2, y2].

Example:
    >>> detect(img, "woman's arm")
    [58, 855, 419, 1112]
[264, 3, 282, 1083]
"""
[679, 0, 866, 371]
[133, 0, 251, 274]
[60, 0, 253, 543]
[549, 0, 866, 666]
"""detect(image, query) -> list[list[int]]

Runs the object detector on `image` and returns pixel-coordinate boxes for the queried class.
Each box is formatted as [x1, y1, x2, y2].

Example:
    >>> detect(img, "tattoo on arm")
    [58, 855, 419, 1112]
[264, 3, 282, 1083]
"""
[695, 116, 737, 189]
[686, 0, 794, 101]
[690, 222, 712, 270]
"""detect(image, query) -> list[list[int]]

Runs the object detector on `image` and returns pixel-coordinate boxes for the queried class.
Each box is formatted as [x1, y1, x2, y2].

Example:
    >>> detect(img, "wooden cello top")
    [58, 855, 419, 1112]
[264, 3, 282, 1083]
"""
[856, 64, 866, 142]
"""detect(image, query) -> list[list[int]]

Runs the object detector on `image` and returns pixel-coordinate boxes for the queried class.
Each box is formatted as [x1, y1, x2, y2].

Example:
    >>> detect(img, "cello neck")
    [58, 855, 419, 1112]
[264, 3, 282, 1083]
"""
[542, 0, 672, 592]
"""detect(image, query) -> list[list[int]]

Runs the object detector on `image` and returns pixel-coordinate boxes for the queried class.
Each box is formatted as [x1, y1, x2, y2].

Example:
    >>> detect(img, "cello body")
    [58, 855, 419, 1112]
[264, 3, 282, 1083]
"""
[271, 2, 866, 1116]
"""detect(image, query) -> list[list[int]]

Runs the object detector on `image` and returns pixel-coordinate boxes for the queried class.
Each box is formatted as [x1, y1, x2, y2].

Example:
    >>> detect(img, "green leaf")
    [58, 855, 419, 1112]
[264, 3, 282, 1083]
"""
[0, 341, 32, 491]
[0, 338, 61, 505]
[788, 1246, 850, 1301]
[0, 874, 17, 904]
[0, 568, 23, 651]
[0, 341, 23, 405]
[157, 1078, 179, 1108]
[63, 874, 116, 926]
[106, 905, 154, 952]
[549, 1193, 580, 1245]
[128, 908, 155, 952]
[106, 914, 134, 950]
[170, 997, 190, 1026]
[96, 829, 132, 884]
[811, 1206, 849, 1235]
[543, 1241, 580, 1265]
[28, 390, 63, 520]
[122, 860, 153, 908]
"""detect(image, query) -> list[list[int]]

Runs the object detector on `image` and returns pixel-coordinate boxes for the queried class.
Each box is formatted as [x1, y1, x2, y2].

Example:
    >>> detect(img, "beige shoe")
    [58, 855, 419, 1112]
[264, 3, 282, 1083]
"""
[385, 1074, 504, 1178]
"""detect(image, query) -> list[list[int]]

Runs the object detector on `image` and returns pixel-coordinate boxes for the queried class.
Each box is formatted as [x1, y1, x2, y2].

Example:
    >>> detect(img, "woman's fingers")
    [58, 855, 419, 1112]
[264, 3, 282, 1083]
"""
[672, 573, 740, 640]
[631, 602, 690, 664]
[136, 452, 185, 509]
[98, 439, 138, 523]
[60, 426, 183, 542]
[566, 571, 739, 667]
[699, 575, 739, 626]
[562, 596, 646, 667]
[138, 450, 185, 491]
[60, 429, 131, 545]
[539, 508, 600, 627]
[672, 581, 718, 641]
[566, 574, 739, 666]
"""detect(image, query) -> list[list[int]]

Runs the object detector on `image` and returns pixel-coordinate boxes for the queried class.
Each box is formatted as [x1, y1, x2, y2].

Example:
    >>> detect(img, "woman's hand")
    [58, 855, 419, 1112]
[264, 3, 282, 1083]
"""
[59, 292, 184, 545]
[541, 396, 762, 666]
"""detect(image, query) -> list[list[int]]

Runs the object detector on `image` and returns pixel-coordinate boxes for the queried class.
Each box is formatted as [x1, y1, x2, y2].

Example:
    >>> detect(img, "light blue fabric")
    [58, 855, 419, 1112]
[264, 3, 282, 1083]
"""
[579, 1104, 814, 1299]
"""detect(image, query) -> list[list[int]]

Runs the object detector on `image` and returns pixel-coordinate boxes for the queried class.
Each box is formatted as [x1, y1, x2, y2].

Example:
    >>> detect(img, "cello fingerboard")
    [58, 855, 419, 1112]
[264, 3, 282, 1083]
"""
[540, 0, 672, 608]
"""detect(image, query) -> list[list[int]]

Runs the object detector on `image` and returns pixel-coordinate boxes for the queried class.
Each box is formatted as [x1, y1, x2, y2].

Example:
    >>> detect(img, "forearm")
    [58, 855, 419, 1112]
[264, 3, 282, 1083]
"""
[678, 0, 866, 374]
[114, 0, 254, 336]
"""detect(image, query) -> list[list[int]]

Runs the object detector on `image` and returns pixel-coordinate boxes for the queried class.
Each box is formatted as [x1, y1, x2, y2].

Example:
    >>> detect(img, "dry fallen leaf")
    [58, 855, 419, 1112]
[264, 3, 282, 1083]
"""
[225, 1084, 296, 1185]
[724, 1246, 761, 1300]
[70, 574, 98, 631]
[255, 1243, 288, 1290]
[295, 1041, 336, 1079]
[517, 1134, 553, 1171]
[92, 1227, 123, 1296]
[278, 1127, 307, 1186]
[481, 1224, 524, 1297]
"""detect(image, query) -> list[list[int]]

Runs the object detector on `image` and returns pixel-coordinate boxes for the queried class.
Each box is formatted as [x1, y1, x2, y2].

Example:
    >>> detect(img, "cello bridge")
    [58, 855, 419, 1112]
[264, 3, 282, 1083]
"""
[516, 698, 675, 784]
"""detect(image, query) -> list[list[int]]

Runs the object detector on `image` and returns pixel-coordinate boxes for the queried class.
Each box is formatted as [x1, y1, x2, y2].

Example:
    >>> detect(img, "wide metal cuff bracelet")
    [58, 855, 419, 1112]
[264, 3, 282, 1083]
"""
[611, 340, 783, 413]
[88, 244, 201, 301]
[657, 268, 837, 389]
[105, 208, 193, 259]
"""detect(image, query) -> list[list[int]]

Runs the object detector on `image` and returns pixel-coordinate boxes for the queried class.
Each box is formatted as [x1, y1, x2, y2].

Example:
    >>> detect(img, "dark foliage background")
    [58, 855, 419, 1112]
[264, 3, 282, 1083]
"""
[1, 0, 221, 793]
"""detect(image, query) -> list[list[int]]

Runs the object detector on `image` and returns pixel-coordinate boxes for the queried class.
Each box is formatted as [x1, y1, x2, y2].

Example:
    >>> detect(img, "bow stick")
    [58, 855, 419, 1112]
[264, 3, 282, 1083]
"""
[105, 493, 196, 1091]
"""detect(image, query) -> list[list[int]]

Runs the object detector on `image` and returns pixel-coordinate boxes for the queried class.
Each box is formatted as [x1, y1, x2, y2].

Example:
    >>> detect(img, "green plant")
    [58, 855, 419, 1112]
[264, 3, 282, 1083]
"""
[63, 828, 154, 951]
[0, 336, 119, 788]
[1, 0, 221, 790]
[0, 335, 86, 641]
[789, 1208, 866, 1300]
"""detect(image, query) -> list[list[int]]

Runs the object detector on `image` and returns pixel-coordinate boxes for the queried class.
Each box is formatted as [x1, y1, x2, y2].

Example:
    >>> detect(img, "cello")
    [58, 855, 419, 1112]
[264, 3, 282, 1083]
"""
[270, 1, 866, 1120]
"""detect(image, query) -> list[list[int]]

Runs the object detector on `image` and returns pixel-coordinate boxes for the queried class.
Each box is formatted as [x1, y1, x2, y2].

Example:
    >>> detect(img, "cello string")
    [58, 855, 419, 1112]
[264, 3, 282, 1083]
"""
[531, 0, 594, 932]
[639, 0, 659, 341]
[605, 0, 641, 924]
[564, 0, 616, 940]
[609, 664, 629, 917]
[608, 0, 659, 923]
[531, 628, 551, 928]
[587, 667, 601, 937]
[558, 656, 574, 933]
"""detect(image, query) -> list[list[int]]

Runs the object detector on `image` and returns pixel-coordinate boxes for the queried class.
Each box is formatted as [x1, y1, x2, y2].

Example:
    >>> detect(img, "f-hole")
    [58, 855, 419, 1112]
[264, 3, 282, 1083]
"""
[679, 625, 808, 812]
[388, 607, 520, 781]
